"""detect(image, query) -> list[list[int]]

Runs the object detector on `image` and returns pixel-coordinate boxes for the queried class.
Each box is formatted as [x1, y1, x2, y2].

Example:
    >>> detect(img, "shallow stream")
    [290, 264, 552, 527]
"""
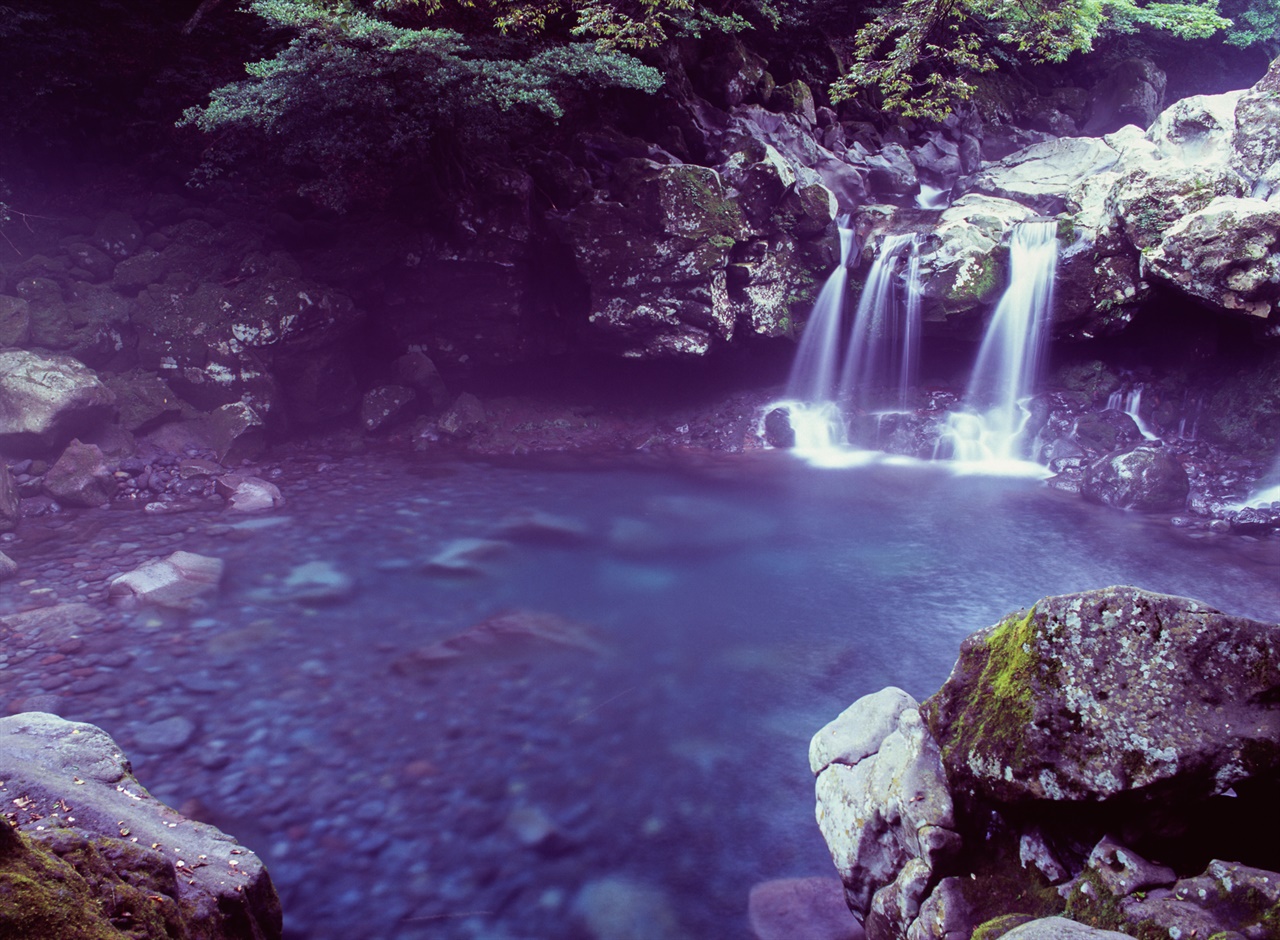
[4, 451, 1279, 939]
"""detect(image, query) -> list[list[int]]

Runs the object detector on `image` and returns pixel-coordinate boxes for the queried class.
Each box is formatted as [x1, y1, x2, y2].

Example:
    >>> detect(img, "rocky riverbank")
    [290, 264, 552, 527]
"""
[812, 586, 1280, 940]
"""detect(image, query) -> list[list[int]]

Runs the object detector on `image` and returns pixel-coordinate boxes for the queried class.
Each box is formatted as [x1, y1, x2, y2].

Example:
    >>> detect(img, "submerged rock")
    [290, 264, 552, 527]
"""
[747, 877, 860, 940]
[572, 875, 689, 940]
[392, 609, 604, 673]
[108, 550, 225, 610]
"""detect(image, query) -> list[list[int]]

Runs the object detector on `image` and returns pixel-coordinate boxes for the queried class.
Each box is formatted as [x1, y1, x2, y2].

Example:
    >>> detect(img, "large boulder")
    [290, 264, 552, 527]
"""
[810, 687, 960, 938]
[42, 439, 116, 508]
[924, 586, 1280, 803]
[0, 711, 281, 939]
[1082, 445, 1189, 511]
[0, 351, 116, 456]
[964, 138, 1120, 215]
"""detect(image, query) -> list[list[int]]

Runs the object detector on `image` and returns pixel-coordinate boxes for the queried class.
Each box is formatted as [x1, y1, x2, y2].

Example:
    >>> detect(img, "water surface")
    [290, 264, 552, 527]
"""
[4, 451, 1279, 940]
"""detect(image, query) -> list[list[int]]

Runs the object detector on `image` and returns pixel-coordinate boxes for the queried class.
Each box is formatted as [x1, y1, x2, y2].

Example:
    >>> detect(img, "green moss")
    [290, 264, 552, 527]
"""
[939, 607, 1049, 770]
[1056, 218, 1075, 243]
[970, 913, 1036, 940]
[0, 832, 126, 940]
[1064, 869, 1169, 940]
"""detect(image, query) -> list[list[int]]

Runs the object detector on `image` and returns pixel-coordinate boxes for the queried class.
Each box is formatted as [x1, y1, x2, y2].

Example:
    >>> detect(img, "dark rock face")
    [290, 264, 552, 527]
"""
[0, 711, 281, 940]
[925, 586, 1280, 803]
[1082, 446, 1189, 511]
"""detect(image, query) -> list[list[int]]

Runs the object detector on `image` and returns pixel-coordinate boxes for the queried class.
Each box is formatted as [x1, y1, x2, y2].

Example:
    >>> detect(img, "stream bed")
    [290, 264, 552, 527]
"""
[3, 450, 1280, 940]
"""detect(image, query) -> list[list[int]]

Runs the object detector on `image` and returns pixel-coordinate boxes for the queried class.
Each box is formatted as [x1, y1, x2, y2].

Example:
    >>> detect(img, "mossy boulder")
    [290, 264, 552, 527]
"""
[0, 712, 281, 940]
[924, 586, 1280, 804]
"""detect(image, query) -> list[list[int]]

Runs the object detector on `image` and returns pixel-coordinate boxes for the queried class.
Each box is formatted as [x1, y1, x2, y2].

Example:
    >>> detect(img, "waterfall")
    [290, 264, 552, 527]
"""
[836, 234, 918, 409]
[945, 219, 1058, 469]
[1244, 453, 1280, 508]
[785, 220, 855, 403]
[899, 239, 923, 410]
[1106, 383, 1160, 440]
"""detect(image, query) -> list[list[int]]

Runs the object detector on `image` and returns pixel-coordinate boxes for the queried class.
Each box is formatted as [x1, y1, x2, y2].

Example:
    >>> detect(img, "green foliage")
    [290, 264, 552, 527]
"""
[181, 0, 665, 209]
[1221, 0, 1280, 48]
[833, 0, 1231, 119]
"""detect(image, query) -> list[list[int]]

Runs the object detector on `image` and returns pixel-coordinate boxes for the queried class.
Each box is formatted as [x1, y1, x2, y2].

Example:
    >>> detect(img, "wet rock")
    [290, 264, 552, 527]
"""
[0, 461, 19, 531]
[1083, 445, 1189, 511]
[572, 875, 688, 940]
[924, 586, 1280, 803]
[208, 400, 268, 463]
[1070, 411, 1142, 457]
[811, 688, 959, 934]
[747, 877, 860, 940]
[102, 370, 186, 432]
[1083, 58, 1167, 135]
[360, 385, 416, 432]
[132, 715, 198, 753]
[763, 408, 795, 449]
[0, 711, 281, 939]
[394, 350, 450, 412]
[269, 560, 356, 604]
[42, 439, 116, 508]
[1001, 919, 1133, 940]
[965, 138, 1120, 215]
[424, 537, 510, 575]
[438, 392, 486, 438]
[0, 350, 116, 455]
[0, 294, 31, 346]
[92, 210, 144, 259]
[216, 474, 285, 513]
[391, 610, 604, 672]
[0, 550, 16, 580]
[1086, 836, 1176, 896]
[491, 509, 591, 545]
[108, 550, 225, 610]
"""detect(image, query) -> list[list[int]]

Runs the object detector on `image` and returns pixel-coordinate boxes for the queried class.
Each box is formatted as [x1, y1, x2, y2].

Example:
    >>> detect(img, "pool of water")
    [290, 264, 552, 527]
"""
[4, 450, 1280, 939]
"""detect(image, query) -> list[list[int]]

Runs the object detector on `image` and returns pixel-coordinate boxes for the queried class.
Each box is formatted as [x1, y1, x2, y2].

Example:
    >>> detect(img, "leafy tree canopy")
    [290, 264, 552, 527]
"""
[834, 0, 1235, 119]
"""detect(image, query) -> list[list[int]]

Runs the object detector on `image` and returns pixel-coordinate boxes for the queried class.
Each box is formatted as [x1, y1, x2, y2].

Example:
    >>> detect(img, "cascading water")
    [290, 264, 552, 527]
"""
[776, 219, 855, 452]
[1107, 383, 1160, 440]
[1244, 453, 1280, 507]
[899, 238, 923, 410]
[944, 219, 1059, 471]
[785, 220, 855, 403]
[836, 233, 920, 410]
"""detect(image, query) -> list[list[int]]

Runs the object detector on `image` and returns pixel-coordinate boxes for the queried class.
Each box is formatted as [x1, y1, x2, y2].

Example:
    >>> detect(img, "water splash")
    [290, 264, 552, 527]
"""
[837, 234, 921, 410]
[1242, 453, 1280, 508]
[943, 219, 1059, 473]
[1106, 383, 1160, 441]
[785, 220, 855, 403]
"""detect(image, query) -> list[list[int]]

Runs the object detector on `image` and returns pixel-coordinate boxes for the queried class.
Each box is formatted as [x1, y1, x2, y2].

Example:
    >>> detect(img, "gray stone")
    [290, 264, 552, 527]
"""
[813, 694, 959, 929]
[0, 550, 16, 580]
[272, 559, 356, 603]
[424, 537, 510, 575]
[42, 439, 116, 507]
[0, 350, 116, 455]
[209, 400, 269, 463]
[903, 876, 972, 940]
[0, 294, 31, 346]
[924, 586, 1280, 803]
[360, 384, 416, 432]
[0, 711, 280, 938]
[809, 686, 916, 773]
[966, 138, 1120, 215]
[748, 877, 860, 940]
[1083, 446, 1189, 511]
[216, 474, 285, 513]
[1087, 836, 1176, 896]
[0, 461, 19, 531]
[108, 550, 225, 610]
[572, 875, 689, 940]
[132, 715, 198, 753]
[1000, 918, 1133, 940]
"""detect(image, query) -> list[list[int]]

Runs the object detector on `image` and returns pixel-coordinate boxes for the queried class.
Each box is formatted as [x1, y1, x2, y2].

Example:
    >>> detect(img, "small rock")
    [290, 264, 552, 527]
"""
[274, 560, 356, 604]
[424, 537, 510, 575]
[42, 439, 116, 508]
[216, 474, 285, 513]
[491, 509, 591, 545]
[108, 550, 224, 610]
[360, 385, 417, 432]
[0, 551, 16, 580]
[747, 877, 860, 940]
[572, 875, 688, 940]
[132, 715, 197, 753]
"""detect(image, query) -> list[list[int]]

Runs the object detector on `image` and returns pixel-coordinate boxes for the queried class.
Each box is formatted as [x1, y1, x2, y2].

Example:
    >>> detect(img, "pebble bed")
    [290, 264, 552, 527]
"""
[2, 450, 1279, 940]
